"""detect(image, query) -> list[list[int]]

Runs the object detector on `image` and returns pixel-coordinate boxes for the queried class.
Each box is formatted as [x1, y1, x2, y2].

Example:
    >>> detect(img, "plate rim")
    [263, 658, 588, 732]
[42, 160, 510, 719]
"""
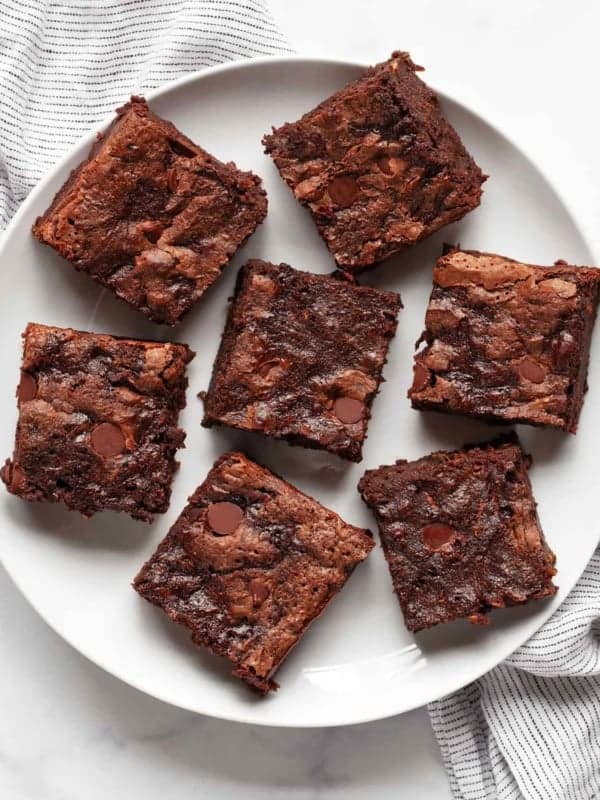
[1, 54, 598, 728]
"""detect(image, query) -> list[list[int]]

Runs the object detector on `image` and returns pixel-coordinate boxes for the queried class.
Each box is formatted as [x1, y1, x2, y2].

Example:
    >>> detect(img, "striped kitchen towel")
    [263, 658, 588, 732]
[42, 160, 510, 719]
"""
[0, 0, 290, 229]
[429, 549, 600, 799]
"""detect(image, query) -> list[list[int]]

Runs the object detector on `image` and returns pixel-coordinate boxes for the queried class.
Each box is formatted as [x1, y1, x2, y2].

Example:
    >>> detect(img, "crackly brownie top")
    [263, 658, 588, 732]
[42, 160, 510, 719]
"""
[358, 437, 557, 632]
[134, 451, 373, 692]
[33, 97, 267, 325]
[409, 248, 600, 431]
[1, 323, 193, 521]
[263, 52, 484, 270]
[202, 260, 401, 461]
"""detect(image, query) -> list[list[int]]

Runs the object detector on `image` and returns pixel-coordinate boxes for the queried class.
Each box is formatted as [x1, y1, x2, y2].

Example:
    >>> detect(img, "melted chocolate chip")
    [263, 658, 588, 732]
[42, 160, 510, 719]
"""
[138, 220, 163, 243]
[518, 357, 546, 384]
[376, 157, 394, 175]
[168, 138, 196, 159]
[18, 371, 37, 402]
[412, 363, 430, 392]
[139, 248, 175, 275]
[328, 176, 359, 208]
[166, 168, 178, 192]
[10, 464, 27, 492]
[207, 501, 243, 536]
[229, 602, 252, 621]
[376, 156, 405, 176]
[333, 397, 364, 424]
[90, 422, 126, 457]
[249, 578, 270, 606]
[421, 523, 456, 549]
[552, 331, 576, 367]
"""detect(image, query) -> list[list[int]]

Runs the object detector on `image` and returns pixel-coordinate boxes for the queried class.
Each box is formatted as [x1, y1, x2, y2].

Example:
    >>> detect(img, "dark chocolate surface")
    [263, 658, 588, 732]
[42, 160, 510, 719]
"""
[134, 451, 374, 693]
[202, 259, 401, 461]
[263, 52, 485, 271]
[358, 436, 557, 632]
[409, 247, 600, 432]
[33, 97, 267, 325]
[2, 323, 193, 521]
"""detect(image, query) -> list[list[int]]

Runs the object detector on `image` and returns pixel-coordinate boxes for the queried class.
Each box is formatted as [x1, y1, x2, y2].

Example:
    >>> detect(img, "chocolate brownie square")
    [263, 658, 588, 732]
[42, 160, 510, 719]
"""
[133, 451, 373, 693]
[33, 97, 267, 325]
[201, 260, 401, 461]
[263, 52, 485, 272]
[1, 323, 193, 521]
[408, 247, 600, 432]
[358, 436, 557, 632]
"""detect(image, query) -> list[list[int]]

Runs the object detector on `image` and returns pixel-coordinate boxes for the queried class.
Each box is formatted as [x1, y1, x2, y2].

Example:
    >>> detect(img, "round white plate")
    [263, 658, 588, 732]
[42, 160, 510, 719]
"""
[0, 57, 597, 728]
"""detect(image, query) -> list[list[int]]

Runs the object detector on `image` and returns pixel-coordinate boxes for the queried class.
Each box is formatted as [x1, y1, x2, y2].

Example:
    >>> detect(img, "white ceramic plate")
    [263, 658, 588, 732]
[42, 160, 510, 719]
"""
[0, 56, 597, 728]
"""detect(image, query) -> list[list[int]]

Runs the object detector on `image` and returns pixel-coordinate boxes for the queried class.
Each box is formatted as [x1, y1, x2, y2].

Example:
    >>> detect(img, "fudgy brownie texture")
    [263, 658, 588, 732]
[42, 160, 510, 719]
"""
[1, 323, 193, 521]
[201, 260, 401, 461]
[263, 52, 485, 271]
[33, 97, 267, 325]
[358, 436, 557, 632]
[133, 451, 374, 693]
[408, 247, 600, 432]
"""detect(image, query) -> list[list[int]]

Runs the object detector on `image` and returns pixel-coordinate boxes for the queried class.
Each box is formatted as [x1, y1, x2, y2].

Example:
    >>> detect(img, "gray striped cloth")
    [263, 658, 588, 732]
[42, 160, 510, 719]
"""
[0, 0, 289, 227]
[1, 4, 598, 798]
[429, 550, 600, 799]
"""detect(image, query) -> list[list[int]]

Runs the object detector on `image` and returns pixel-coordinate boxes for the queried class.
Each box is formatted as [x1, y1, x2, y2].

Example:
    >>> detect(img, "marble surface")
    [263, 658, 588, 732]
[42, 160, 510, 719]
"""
[0, 574, 448, 799]
[2, 2, 600, 798]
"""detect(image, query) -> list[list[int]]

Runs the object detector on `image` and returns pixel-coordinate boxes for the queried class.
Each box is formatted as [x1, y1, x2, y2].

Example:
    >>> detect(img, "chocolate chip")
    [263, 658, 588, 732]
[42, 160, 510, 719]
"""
[139, 248, 175, 275]
[138, 220, 163, 244]
[207, 501, 243, 536]
[327, 176, 358, 208]
[168, 138, 196, 158]
[229, 603, 252, 621]
[10, 464, 27, 492]
[18, 371, 37, 402]
[166, 167, 178, 192]
[376, 157, 394, 175]
[90, 422, 126, 457]
[411, 363, 430, 392]
[249, 578, 270, 606]
[518, 357, 546, 384]
[376, 156, 406, 176]
[552, 331, 576, 366]
[426, 308, 462, 331]
[257, 357, 287, 381]
[422, 523, 456, 549]
[333, 397, 364, 424]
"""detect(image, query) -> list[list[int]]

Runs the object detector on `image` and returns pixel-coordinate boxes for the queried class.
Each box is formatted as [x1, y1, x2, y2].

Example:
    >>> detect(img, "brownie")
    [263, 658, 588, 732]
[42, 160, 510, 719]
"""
[32, 96, 267, 325]
[358, 436, 557, 632]
[408, 247, 600, 432]
[133, 451, 373, 693]
[201, 259, 401, 461]
[263, 52, 485, 272]
[1, 323, 193, 521]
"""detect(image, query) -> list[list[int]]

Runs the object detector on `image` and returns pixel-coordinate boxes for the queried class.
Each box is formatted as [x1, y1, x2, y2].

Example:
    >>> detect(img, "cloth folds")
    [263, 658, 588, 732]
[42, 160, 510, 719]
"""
[0, 0, 289, 228]
[429, 550, 600, 799]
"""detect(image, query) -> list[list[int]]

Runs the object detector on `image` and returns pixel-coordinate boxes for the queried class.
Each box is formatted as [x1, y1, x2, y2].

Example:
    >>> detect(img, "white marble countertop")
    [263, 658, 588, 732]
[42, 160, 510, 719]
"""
[2, 2, 599, 798]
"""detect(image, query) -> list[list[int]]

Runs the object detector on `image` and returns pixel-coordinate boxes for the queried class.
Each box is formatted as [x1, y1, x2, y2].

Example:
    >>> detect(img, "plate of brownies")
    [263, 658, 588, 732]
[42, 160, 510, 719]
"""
[0, 53, 598, 727]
